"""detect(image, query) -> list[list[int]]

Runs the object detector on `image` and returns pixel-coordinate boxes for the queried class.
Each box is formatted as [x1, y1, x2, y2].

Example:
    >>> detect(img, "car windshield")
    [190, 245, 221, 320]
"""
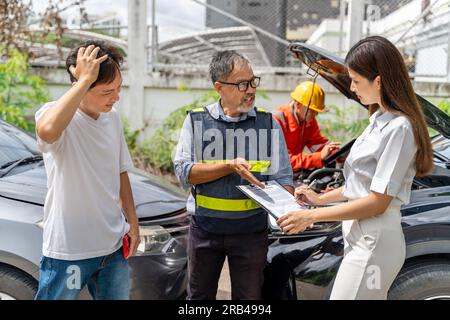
[0, 121, 40, 168]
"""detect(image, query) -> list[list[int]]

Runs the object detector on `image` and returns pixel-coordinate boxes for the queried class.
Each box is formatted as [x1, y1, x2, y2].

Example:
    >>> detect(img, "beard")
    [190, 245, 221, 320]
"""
[236, 94, 255, 113]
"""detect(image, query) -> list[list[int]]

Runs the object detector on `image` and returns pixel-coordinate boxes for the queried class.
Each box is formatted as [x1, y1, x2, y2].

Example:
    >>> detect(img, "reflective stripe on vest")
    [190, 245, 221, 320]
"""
[196, 194, 260, 211]
[199, 160, 271, 173]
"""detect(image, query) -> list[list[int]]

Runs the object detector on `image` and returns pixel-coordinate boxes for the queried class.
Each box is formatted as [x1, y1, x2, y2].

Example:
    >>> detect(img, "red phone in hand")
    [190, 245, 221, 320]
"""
[122, 234, 130, 258]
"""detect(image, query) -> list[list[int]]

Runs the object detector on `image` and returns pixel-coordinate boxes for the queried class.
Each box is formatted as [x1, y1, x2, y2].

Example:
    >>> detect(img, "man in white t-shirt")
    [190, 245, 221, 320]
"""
[34, 40, 139, 300]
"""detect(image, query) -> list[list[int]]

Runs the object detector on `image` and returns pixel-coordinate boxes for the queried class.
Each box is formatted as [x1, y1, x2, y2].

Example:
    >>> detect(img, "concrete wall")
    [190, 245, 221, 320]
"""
[32, 68, 450, 139]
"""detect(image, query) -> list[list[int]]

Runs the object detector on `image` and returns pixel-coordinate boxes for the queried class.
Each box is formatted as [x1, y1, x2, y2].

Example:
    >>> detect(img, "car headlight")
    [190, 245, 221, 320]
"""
[36, 220, 189, 255]
[136, 225, 188, 255]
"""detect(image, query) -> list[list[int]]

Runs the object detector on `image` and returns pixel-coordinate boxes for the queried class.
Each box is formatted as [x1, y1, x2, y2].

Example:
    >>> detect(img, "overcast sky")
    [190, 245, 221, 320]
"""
[32, 0, 206, 41]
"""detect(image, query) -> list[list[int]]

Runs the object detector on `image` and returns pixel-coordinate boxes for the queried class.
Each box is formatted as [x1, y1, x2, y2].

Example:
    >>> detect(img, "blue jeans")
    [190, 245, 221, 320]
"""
[35, 247, 129, 300]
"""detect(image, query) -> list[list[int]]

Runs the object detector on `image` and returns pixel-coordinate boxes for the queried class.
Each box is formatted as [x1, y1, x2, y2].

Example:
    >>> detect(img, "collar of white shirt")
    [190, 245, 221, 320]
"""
[368, 110, 396, 133]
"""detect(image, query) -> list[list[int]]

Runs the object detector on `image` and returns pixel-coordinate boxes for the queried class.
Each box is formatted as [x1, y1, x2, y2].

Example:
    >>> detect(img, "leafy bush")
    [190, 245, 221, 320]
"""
[438, 100, 450, 114]
[145, 90, 220, 171]
[428, 99, 450, 137]
[124, 88, 275, 177]
[123, 90, 219, 175]
[0, 49, 50, 132]
[125, 92, 372, 177]
[122, 117, 143, 155]
[317, 104, 369, 142]
[319, 100, 449, 140]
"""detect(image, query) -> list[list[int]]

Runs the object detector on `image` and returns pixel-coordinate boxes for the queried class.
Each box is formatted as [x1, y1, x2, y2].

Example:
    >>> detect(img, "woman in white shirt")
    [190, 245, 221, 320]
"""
[277, 36, 434, 300]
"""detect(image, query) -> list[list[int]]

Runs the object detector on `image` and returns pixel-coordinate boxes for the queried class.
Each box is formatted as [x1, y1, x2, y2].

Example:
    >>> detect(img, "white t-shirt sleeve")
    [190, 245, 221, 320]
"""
[370, 123, 417, 197]
[118, 119, 134, 173]
[35, 102, 66, 154]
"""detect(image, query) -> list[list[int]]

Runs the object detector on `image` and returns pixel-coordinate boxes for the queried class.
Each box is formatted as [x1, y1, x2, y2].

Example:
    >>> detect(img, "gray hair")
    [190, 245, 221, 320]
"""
[209, 50, 251, 84]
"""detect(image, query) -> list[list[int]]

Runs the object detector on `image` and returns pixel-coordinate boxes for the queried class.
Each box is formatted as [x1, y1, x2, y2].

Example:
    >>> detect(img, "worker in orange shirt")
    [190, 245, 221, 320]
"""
[273, 81, 340, 173]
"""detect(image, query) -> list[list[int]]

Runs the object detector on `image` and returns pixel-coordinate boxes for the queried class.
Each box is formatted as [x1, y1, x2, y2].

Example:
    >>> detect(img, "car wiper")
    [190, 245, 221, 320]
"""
[0, 155, 43, 178]
[434, 151, 449, 163]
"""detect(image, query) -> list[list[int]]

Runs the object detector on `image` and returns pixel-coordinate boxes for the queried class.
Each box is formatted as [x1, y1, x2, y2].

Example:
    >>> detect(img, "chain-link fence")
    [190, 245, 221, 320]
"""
[13, 0, 450, 82]
[387, 0, 450, 80]
[151, 0, 345, 73]
[356, 0, 450, 81]
[149, 0, 450, 81]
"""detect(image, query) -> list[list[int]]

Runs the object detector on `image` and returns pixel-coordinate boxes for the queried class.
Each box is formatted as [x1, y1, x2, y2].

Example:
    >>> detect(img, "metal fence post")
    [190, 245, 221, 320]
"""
[447, 6, 450, 82]
[347, 0, 364, 51]
[339, 0, 347, 57]
[346, 0, 366, 120]
[127, 0, 148, 132]
[276, 0, 288, 67]
[151, 0, 157, 71]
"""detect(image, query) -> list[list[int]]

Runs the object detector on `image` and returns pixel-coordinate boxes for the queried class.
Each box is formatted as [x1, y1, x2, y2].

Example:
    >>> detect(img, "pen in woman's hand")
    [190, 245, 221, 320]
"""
[295, 179, 317, 198]
[307, 179, 318, 190]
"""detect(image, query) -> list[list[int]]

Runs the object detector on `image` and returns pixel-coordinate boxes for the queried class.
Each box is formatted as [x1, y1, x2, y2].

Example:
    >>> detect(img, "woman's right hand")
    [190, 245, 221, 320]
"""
[295, 185, 324, 206]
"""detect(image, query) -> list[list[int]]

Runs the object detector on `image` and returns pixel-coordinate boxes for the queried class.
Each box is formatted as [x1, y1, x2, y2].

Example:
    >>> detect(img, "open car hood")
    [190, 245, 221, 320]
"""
[290, 42, 450, 139]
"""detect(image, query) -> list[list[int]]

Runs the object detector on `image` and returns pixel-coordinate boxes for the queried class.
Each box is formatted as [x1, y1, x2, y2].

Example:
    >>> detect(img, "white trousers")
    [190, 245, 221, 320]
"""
[330, 206, 406, 300]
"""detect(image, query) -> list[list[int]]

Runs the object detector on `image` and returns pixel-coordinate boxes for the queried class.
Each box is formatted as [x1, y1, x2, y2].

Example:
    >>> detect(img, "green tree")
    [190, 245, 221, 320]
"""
[1, 0, 87, 59]
[0, 49, 50, 132]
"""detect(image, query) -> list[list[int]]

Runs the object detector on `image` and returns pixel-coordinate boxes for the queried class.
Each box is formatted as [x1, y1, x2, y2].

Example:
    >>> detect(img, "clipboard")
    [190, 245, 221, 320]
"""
[237, 181, 342, 235]
[236, 180, 307, 230]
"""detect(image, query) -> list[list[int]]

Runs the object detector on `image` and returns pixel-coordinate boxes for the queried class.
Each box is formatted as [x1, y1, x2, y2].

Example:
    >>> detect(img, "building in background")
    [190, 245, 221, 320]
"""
[306, 0, 416, 55]
[206, 0, 284, 66]
[205, 0, 415, 67]
[305, 0, 450, 82]
[206, 0, 341, 66]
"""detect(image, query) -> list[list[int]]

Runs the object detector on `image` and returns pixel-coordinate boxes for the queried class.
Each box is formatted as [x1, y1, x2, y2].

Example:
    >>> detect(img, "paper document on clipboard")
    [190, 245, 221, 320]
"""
[236, 181, 307, 230]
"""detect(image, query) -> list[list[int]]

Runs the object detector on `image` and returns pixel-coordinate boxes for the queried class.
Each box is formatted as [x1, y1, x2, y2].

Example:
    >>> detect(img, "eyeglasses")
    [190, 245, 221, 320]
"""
[218, 76, 261, 92]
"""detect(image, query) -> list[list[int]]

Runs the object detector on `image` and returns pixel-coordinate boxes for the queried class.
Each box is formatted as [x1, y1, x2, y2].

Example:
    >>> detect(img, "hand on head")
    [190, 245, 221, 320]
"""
[69, 45, 109, 86]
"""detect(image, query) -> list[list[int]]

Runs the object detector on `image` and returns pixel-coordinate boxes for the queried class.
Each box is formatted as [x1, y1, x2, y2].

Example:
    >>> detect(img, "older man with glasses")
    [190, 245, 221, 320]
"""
[173, 50, 293, 300]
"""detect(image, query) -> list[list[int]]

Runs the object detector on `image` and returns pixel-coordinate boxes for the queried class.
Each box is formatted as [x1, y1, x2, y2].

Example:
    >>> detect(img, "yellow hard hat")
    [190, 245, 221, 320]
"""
[290, 81, 326, 113]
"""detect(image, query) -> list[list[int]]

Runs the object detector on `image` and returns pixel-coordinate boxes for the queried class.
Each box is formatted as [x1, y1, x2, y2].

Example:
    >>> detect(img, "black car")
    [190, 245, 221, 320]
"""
[262, 42, 450, 300]
[0, 119, 189, 300]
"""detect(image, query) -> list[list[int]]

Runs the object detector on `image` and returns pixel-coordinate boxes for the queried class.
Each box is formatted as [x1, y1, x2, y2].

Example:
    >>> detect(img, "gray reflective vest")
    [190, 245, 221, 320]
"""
[189, 106, 273, 219]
